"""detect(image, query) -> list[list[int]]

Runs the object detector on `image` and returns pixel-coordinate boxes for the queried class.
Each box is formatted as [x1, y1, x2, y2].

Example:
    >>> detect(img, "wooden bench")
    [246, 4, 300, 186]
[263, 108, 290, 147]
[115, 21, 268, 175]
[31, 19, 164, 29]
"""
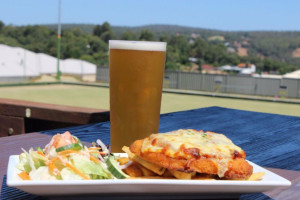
[0, 98, 110, 137]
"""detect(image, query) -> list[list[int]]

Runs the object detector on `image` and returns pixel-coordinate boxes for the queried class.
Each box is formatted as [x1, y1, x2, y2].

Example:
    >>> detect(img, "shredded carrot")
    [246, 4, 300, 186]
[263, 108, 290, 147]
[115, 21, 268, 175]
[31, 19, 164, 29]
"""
[89, 156, 99, 163]
[50, 157, 59, 162]
[48, 162, 55, 171]
[65, 163, 90, 180]
[37, 151, 45, 156]
[89, 151, 101, 154]
[48, 162, 60, 175]
[18, 171, 31, 180]
[46, 157, 60, 176]
[89, 151, 107, 155]
[88, 147, 101, 150]
[58, 150, 79, 155]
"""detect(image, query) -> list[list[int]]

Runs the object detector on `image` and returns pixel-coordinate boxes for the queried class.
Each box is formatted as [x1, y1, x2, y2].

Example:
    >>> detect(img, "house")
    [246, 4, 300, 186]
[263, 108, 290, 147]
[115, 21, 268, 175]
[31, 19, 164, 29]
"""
[240, 64, 256, 74]
[188, 57, 198, 63]
[220, 63, 256, 74]
[201, 64, 217, 73]
[238, 63, 247, 68]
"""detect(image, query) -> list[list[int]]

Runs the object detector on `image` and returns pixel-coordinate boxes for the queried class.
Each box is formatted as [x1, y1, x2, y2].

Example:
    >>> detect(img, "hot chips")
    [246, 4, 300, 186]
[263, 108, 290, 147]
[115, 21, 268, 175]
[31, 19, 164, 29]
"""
[122, 146, 165, 175]
[121, 146, 265, 181]
[136, 163, 157, 176]
[168, 169, 196, 180]
[247, 172, 266, 181]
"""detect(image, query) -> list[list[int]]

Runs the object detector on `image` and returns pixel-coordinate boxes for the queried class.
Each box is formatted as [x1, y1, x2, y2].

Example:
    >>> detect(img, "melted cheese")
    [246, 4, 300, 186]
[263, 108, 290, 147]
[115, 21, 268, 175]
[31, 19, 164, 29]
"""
[141, 129, 244, 177]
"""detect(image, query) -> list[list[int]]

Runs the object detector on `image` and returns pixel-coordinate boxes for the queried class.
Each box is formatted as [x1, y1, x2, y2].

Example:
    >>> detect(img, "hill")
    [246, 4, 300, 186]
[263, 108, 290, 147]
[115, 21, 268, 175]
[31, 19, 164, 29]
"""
[44, 23, 300, 65]
[44, 23, 223, 37]
[1, 22, 300, 74]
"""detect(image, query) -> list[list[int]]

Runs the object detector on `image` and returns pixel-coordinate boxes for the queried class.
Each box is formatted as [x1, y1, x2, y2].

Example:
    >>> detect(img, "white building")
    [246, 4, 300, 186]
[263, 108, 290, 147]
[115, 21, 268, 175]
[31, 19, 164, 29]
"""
[283, 69, 300, 79]
[240, 64, 256, 75]
[220, 64, 256, 75]
[0, 44, 96, 81]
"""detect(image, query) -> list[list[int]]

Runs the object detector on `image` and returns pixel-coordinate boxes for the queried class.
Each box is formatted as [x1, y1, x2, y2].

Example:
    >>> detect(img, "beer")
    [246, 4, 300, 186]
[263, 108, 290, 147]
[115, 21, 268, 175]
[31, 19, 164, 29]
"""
[109, 40, 166, 152]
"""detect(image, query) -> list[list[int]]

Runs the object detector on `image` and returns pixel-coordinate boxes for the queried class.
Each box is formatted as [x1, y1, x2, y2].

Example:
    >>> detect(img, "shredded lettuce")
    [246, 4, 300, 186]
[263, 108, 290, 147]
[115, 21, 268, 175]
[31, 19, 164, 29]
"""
[17, 148, 46, 173]
[69, 154, 112, 179]
[29, 166, 56, 180]
[16, 132, 115, 181]
[17, 152, 32, 173]
[29, 148, 47, 169]
[60, 167, 83, 180]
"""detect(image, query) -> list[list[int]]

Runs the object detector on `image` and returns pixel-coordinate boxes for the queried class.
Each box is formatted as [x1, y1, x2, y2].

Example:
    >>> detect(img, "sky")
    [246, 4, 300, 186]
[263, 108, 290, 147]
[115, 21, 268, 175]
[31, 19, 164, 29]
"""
[0, 0, 300, 31]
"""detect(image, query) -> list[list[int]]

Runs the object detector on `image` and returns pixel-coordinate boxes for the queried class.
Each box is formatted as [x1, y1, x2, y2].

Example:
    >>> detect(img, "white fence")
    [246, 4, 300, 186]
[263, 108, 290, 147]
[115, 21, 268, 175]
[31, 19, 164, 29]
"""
[96, 67, 300, 98]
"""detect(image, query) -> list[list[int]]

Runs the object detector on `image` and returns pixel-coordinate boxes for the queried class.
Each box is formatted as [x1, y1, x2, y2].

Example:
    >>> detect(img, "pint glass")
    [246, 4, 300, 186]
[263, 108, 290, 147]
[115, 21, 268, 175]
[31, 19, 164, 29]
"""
[109, 40, 167, 152]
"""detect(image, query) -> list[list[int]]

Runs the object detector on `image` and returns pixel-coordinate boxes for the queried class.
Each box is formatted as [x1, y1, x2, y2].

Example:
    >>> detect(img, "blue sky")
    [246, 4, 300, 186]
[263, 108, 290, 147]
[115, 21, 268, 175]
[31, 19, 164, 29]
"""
[0, 0, 300, 31]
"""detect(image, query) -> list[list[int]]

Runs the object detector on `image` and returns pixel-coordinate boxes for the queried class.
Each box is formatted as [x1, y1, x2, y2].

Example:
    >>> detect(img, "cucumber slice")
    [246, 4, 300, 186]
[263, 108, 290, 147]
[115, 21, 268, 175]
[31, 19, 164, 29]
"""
[106, 156, 129, 179]
[56, 143, 83, 152]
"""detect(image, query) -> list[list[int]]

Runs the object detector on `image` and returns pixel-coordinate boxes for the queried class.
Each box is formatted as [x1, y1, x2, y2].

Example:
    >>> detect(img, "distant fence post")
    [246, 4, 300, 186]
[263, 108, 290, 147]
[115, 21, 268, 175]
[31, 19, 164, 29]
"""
[164, 76, 170, 88]
[223, 75, 228, 93]
[214, 76, 223, 93]
[298, 79, 300, 98]
[279, 85, 287, 99]
[177, 71, 180, 89]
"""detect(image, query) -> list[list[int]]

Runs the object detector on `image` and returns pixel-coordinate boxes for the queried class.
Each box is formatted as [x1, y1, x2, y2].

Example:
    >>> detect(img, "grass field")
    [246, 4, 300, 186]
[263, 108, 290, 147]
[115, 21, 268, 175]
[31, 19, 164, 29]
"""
[0, 85, 299, 116]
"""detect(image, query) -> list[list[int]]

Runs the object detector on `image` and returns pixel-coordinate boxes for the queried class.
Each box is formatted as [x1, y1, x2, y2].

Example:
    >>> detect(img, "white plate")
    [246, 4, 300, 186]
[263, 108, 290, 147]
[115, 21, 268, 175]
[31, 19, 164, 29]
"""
[7, 154, 291, 197]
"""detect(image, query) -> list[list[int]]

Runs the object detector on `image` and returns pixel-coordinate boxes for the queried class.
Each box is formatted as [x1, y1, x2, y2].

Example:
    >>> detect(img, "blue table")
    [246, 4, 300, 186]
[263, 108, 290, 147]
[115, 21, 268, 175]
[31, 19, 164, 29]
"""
[1, 106, 300, 199]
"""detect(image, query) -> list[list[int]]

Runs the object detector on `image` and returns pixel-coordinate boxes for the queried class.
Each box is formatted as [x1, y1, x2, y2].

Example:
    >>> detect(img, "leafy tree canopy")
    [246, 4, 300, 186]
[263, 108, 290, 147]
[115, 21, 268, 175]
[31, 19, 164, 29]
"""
[0, 22, 299, 74]
[139, 29, 154, 41]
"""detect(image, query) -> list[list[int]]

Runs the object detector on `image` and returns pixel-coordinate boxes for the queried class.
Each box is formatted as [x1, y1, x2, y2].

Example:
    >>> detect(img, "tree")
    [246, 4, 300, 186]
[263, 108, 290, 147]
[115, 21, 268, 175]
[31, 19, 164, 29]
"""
[159, 34, 169, 42]
[93, 22, 112, 37]
[0, 23, 299, 73]
[93, 22, 115, 43]
[165, 46, 180, 70]
[92, 51, 108, 66]
[168, 35, 190, 65]
[93, 25, 102, 37]
[191, 38, 208, 59]
[87, 35, 107, 53]
[100, 30, 115, 43]
[72, 27, 83, 37]
[121, 31, 138, 40]
[0, 21, 4, 32]
[139, 29, 154, 41]
[101, 22, 111, 33]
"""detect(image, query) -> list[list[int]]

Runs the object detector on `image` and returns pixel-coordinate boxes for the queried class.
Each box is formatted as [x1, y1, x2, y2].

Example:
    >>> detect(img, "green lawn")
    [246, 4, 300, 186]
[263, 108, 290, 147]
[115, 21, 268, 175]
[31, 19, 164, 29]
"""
[0, 85, 299, 116]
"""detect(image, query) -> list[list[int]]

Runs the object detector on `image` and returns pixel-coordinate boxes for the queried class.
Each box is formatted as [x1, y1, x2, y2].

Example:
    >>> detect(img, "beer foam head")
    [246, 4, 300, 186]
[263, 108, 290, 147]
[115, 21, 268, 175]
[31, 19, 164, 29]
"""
[109, 40, 166, 52]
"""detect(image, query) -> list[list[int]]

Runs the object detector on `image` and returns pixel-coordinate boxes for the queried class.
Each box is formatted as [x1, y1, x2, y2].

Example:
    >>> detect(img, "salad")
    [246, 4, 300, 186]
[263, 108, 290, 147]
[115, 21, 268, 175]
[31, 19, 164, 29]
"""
[16, 131, 129, 180]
